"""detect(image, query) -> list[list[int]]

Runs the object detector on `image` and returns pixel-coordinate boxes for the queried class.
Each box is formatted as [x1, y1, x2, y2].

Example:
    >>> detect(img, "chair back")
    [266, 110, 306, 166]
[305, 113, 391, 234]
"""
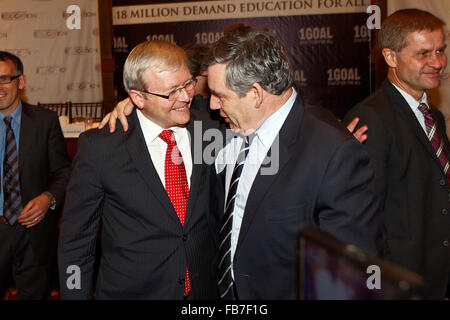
[71, 102, 104, 122]
[37, 102, 72, 119]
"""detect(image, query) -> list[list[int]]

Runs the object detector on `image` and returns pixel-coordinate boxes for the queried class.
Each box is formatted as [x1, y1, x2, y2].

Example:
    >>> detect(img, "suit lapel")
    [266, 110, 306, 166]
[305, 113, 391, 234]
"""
[18, 104, 34, 171]
[235, 95, 304, 253]
[384, 81, 444, 171]
[184, 117, 206, 228]
[125, 109, 179, 223]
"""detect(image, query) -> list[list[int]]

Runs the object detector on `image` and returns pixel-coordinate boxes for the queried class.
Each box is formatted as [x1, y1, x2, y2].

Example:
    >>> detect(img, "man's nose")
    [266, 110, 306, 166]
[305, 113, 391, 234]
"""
[428, 52, 447, 70]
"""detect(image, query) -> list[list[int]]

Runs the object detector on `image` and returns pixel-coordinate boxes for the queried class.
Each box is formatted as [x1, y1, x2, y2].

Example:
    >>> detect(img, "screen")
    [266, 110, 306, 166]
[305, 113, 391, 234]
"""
[299, 226, 424, 300]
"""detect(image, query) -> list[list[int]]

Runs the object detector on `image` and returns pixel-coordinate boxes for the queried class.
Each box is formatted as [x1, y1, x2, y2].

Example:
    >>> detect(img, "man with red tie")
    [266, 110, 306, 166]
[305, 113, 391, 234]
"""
[58, 41, 219, 299]
[344, 9, 450, 299]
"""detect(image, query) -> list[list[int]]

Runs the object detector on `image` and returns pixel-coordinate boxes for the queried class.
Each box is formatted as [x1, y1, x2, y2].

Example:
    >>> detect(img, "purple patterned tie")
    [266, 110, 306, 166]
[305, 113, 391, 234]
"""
[418, 103, 450, 187]
[3, 117, 23, 225]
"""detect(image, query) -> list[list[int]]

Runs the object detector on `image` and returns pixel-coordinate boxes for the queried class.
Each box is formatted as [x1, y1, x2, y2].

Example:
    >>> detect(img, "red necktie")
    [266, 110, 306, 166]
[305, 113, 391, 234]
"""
[418, 103, 450, 187]
[159, 129, 191, 296]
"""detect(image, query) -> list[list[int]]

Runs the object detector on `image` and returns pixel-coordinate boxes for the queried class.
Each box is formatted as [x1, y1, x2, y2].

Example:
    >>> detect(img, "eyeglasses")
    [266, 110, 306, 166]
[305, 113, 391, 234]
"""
[0, 74, 21, 84]
[140, 78, 197, 101]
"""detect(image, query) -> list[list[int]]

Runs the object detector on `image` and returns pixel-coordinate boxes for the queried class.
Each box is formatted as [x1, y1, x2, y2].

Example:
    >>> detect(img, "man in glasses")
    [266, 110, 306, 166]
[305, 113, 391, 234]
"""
[100, 30, 381, 299]
[58, 41, 220, 299]
[0, 51, 71, 299]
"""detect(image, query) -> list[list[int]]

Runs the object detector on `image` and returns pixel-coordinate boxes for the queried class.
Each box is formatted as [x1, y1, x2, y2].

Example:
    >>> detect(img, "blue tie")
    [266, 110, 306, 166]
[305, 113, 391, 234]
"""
[3, 117, 22, 225]
[218, 136, 249, 299]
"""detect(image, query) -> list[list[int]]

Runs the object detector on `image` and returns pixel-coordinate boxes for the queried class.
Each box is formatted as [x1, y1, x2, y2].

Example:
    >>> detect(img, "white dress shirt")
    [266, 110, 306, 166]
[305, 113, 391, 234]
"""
[391, 82, 429, 135]
[137, 110, 192, 188]
[215, 88, 297, 278]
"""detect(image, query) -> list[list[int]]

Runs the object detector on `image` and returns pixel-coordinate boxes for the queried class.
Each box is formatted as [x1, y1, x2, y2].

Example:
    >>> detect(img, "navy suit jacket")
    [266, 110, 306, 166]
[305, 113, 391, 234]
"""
[58, 109, 219, 299]
[17, 103, 71, 264]
[344, 80, 450, 299]
[213, 93, 382, 299]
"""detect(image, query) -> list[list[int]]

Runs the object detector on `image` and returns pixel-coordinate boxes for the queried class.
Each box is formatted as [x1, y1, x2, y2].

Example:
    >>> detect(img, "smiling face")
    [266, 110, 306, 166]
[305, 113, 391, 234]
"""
[0, 59, 25, 115]
[207, 63, 256, 133]
[384, 29, 447, 100]
[130, 65, 193, 129]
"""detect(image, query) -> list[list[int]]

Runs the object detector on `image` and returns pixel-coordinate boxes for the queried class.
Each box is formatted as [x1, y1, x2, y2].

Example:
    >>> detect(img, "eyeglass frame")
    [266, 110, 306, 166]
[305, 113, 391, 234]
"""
[0, 74, 21, 84]
[139, 77, 198, 101]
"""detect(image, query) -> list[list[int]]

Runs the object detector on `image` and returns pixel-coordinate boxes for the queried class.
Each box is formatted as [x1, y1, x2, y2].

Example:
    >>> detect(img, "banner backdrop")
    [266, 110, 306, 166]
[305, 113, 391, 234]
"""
[388, 0, 450, 133]
[0, 0, 103, 104]
[112, 0, 373, 119]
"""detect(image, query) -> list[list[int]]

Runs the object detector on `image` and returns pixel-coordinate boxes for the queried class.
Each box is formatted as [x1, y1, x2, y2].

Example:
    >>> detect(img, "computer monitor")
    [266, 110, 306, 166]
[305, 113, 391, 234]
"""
[298, 225, 424, 300]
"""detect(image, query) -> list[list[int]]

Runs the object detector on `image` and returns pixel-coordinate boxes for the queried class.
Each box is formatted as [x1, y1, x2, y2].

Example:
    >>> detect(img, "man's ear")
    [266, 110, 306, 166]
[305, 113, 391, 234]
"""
[18, 74, 26, 90]
[129, 90, 146, 110]
[249, 83, 264, 109]
[382, 48, 398, 68]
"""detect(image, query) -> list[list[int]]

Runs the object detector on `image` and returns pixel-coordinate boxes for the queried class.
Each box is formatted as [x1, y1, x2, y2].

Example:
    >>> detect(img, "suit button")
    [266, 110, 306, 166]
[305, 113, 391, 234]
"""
[179, 278, 185, 285]
[443, 240, 449, 247]
[182, 234, 188, 241]
[440, 179, 446, 186]
[442, 209, 448, 215]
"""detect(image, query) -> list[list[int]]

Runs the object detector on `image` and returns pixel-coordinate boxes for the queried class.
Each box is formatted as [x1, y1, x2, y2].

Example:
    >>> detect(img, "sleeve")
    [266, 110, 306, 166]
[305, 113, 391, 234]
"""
[45, 112, 71, 207]
[344, 105, 390, 210]
[315, 136, 382, 255]
[57, 132, 104, 300]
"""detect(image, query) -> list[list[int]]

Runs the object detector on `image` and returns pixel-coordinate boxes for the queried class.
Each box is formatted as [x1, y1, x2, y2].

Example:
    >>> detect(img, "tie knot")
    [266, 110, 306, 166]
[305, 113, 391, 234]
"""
[418, 103, 434, 122]
[418, 103, 431, 116]
[159, 129, 175, 145]
[4, 116, 12, 126]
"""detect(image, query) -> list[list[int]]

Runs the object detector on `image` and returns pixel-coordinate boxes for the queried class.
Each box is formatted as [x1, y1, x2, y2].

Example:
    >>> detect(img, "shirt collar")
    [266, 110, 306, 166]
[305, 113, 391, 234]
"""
[254, 88, 297, 149]
[136, 109, 187, 143]
[0, 101, 22, 123]
[391, 82, 428, 110]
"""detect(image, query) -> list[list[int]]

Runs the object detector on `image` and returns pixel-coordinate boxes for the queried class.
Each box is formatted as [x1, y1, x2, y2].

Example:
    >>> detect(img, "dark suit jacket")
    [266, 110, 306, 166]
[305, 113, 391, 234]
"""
[213, 93, 381, 299]
[18, 103, 71, 264]
[58, 109, 219, 299]
[344, 80, 450, 299]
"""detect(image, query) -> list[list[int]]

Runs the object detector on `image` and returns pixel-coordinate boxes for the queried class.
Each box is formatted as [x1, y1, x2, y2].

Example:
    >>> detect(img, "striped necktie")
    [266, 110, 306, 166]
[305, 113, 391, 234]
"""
[3, 116, 23, 225]
[418, 103, 450, 187]
[218, 136, 249, 300]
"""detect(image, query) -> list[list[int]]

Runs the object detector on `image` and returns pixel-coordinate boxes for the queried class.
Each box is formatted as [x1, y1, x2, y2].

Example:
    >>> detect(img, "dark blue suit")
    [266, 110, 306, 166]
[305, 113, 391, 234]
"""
[213, 93, 382, 299]
[58, 109, 219, 299]
[345, 80, 450, 299]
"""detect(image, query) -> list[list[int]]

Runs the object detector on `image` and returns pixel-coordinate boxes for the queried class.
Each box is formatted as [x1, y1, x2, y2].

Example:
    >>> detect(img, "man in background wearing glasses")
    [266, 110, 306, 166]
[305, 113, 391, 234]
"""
[58, 41, 220, 299]
[0, 51, 71, 299]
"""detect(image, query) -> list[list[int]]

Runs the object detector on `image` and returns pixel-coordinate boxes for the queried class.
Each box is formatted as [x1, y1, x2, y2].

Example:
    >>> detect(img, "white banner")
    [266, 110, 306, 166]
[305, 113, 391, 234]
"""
[113, 0, 371, 25]
[0, 0, 103, 104]
[388, 0, 450, 130]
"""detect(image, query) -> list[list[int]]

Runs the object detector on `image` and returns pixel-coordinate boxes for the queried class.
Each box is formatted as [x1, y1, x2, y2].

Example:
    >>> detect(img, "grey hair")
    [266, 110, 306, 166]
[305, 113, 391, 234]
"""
[207, 29, 293, 97]
[123, 40, 188, 93]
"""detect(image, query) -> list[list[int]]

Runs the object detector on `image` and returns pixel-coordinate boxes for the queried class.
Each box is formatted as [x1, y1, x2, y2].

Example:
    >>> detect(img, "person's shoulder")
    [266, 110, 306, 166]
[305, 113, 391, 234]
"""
[353, 81, 396, 113]
[289, 100, 351, 146]
[81, 120, 126, 142]
[358, 89, 391, 110]
[22, 102, 58, 119]
[191, 94, 210, 112]
[78, 110, 135, 151]
[343, 84, 395, 127]
[77, 124, 128, 161]
[190, 108, 223, 130]
[302, 100, 344, 130]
